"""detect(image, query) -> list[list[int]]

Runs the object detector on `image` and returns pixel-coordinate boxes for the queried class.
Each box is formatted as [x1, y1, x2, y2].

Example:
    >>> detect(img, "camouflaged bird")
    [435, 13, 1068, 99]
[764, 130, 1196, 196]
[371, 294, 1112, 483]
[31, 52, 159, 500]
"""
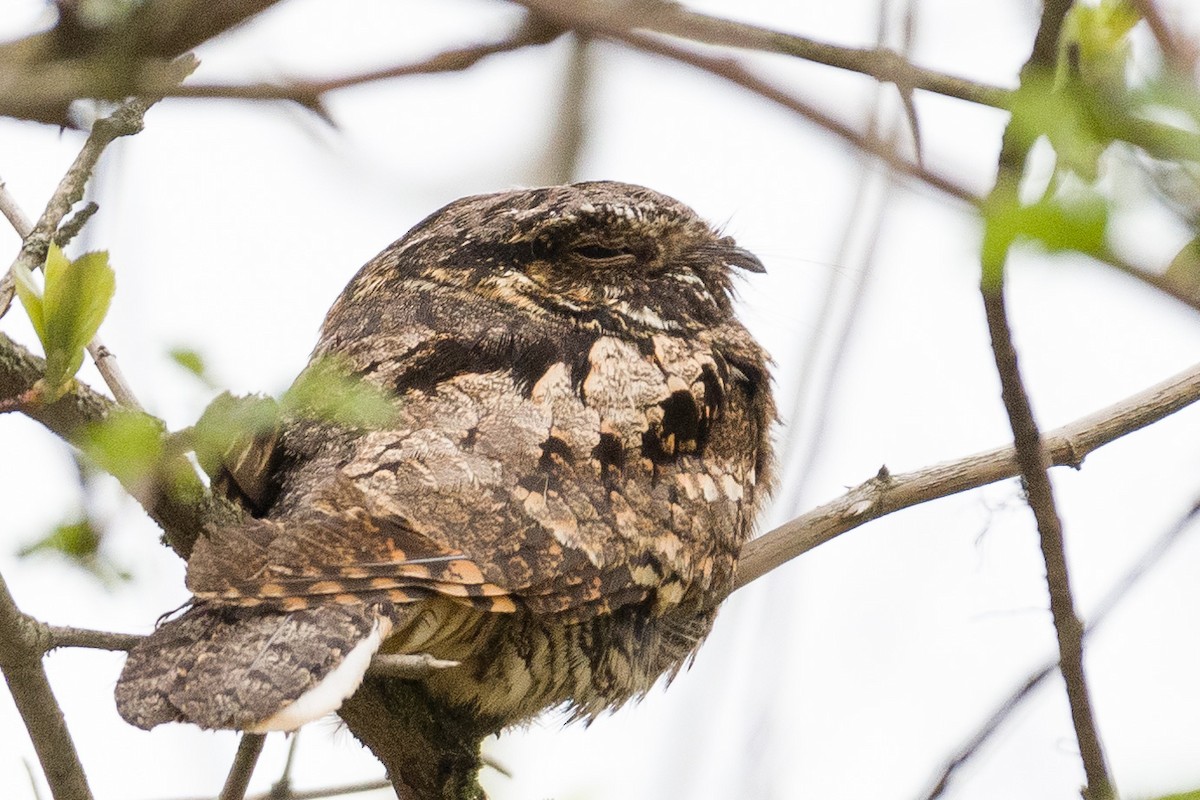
[115, 181, 775, 734]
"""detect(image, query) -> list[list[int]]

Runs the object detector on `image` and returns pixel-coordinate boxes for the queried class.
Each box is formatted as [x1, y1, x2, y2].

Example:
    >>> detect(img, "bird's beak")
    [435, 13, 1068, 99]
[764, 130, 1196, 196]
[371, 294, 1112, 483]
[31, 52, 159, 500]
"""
[725, 245, 766, 274]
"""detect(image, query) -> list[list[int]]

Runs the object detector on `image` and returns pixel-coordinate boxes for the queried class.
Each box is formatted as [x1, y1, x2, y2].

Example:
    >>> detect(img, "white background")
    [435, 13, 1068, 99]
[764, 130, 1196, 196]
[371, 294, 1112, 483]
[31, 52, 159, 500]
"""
[3, 1, 1200, 798]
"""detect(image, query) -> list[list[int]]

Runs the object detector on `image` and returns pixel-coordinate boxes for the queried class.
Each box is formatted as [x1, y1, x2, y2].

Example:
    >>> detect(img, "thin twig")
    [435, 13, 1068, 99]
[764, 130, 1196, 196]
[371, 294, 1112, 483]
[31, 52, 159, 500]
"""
[142, 18, 562, 108]
[367, 653, 460, 678]
[920, 495, 1200, 799]
[975, 1, 1116, 796]
[1129, 0, 1196, 76]
[44, 625, 142, 652]
[43, 622, 459, 678]
[269, 732, 301, 799]
[736, 357, 1200, 589]
[0, 89, 189, 410]
[775, 0, 908, 517]
[627, 2, 1010, 108]
[0, 178, 34, 238]
[0, 570, 93, 800]
[533, 32, 591, 186]
[263, 779, 391, 800]
[165, 778, 394, 800]
[54, 202, 100, 248]
[220, 733, 267, 800]
[23, 758, 47, 800]
[982, 288, 1115, 800]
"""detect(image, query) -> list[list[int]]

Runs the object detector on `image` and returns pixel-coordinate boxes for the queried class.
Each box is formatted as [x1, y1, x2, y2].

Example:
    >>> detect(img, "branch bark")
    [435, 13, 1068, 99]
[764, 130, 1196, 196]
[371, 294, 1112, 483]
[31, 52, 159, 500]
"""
[0, 330, 242, 559]
[920, 495, 1200, 800]
[0, 570, 93, 800]
[970, 2, 1117, 797]
[218, 734, 266, 800]
[737, 357, 1200, 588]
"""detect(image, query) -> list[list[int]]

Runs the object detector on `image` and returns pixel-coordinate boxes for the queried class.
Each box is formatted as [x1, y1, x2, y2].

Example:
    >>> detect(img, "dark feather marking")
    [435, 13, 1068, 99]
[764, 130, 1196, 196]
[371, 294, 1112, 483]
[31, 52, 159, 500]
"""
[393, 329, 595, 397]
[641, 390, 705, 464]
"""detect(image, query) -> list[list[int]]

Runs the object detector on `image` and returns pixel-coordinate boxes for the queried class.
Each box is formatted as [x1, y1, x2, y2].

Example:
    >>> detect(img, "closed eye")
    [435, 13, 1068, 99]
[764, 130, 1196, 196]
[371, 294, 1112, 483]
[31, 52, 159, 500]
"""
[572, 244, 632, 261]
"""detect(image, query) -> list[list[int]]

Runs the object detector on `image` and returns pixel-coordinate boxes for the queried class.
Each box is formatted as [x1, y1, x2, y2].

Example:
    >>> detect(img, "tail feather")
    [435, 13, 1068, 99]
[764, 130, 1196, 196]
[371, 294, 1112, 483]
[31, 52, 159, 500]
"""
[116, 603, 395, 731]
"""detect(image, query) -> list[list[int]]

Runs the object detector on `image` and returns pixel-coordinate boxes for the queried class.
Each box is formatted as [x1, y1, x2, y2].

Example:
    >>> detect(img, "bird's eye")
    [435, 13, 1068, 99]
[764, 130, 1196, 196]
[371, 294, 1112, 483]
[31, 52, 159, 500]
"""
[572, 244, 632, 261]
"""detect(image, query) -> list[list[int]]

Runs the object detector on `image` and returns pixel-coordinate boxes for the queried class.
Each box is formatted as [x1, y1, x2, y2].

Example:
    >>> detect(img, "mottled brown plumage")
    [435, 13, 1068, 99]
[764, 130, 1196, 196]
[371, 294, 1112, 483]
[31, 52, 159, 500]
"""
[116, 181, 774, 732]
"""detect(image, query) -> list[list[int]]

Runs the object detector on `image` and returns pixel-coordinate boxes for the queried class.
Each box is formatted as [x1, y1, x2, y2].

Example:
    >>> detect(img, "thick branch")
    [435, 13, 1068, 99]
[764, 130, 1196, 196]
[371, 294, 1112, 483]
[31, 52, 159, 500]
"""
[0, 0, 282, 126]
[737, 358, 1200, 589]
[0, 570, 92, 800]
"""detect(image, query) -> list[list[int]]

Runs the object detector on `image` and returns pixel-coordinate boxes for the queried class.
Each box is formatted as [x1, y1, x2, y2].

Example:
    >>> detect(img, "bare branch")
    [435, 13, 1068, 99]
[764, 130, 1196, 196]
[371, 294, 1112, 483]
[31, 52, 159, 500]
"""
[44, 625, 142, 653]
[0, 178, 34, 238]
[0, 89, 191, 410]
[269, 731, 302, 800]
[974, 2, 1116, 796]
[2, 18, 563, 117]
[44, 621, 459, 679]
[261, 779, 391, 800]
[736, 358, 1200, 589]
[921, 494, 1200, 799]
[1129, 0, 1197, 75]
[920, 664, 1053, 800]
[629, 3, 1010, 108]
[981, 287, 1115, 800]
[219, 733, 266, 800]
[0, 570, 93, 800]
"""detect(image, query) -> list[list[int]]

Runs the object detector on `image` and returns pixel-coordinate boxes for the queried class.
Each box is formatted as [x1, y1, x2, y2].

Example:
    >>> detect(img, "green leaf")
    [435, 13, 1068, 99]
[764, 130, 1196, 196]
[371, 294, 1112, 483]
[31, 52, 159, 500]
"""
[17, 516, 132, 586]
[1165, 235, 1200, 298]
[191, 393, 281, 481]
[982, 191, 1109, 268]
[40, 244, 116, 396]
[282, 357, 396, 429]
[1148, 790, 1200, 800]
[80, 410, 166, 487]
[19, 519, 100, 559]
[168, 346, 216, 386]
[12, 261, 46, 343]
[1008, 73, 1111, 182]
[1057, 0, 1139, 89]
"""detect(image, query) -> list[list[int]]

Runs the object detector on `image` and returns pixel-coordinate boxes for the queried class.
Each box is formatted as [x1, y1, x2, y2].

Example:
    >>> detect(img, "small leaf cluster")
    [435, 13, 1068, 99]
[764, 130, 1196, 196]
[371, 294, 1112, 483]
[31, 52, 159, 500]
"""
[13, 242, 115, 401]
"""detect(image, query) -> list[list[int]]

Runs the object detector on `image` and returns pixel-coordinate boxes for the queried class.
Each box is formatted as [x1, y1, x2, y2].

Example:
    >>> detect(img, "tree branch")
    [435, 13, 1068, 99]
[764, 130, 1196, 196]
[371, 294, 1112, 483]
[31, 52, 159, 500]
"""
[0, 331, 240, 559]
[0, 86, 198, 410]
[41, 622, 461, 679]
[973, 1, 1116, 796]
[921, 493, 1200, 800]
[629, 3, 1010, 107]
[0, 570, 93, 800]
[219, 733, 266, 800]
[982, 287, 1115, 800]
[1129, 0, 1197, 76]
[736, 358, 1200, 589]
[0, 18, 561, 123]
